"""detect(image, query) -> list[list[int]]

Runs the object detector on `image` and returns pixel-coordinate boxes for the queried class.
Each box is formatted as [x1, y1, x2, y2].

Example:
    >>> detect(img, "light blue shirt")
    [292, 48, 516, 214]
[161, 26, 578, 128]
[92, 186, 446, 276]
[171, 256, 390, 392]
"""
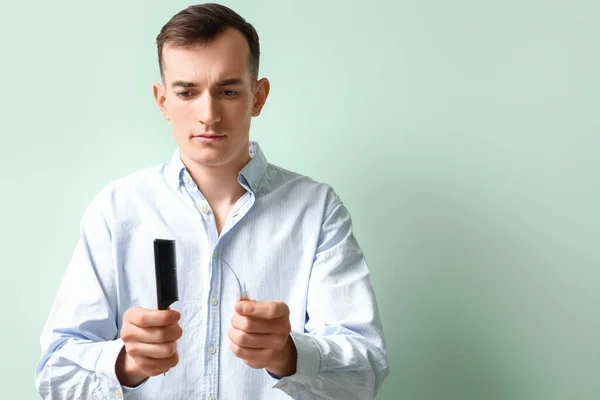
[35, 141, 389, 399]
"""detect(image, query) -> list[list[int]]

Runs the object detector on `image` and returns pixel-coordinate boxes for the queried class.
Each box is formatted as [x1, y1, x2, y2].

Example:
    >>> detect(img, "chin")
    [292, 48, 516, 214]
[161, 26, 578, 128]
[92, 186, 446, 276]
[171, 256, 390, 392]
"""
[179, 139, 248, 168]
[182, 147, 230, 166]
[190, 153, 228, 166]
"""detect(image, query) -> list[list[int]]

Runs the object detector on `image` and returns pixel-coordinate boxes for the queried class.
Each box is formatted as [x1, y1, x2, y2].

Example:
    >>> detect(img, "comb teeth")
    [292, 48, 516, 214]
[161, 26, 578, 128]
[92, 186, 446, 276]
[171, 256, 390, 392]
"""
[154, 239, 179, 310]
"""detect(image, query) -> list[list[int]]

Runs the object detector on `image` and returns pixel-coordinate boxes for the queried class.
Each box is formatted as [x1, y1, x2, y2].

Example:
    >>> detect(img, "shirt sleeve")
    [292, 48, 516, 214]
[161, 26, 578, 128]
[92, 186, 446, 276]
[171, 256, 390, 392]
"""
[269, 190, 391, 399]
[35, 187, 147, 399]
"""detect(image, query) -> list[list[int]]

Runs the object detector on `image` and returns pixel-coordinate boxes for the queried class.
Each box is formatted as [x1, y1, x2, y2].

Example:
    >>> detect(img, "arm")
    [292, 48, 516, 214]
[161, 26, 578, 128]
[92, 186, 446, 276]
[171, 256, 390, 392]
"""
[35, 189, 145, 399]
[272, 193, 390, 399]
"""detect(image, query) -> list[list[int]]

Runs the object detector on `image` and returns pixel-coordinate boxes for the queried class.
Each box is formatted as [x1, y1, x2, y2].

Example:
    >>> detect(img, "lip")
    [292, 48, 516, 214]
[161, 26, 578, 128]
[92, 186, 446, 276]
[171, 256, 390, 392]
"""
[191, 134, 226, 143]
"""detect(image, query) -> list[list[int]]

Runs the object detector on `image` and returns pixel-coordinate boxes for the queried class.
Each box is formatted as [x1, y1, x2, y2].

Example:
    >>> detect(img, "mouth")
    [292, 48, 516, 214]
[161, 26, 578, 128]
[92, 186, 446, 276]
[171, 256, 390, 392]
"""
[191, 133, 226, 143]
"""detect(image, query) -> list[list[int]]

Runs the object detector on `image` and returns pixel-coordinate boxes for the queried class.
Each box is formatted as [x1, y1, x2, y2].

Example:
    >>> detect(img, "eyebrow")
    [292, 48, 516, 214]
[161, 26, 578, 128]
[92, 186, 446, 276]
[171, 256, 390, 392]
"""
[216, 78, 244, 87]
[171, 78, 244, 89]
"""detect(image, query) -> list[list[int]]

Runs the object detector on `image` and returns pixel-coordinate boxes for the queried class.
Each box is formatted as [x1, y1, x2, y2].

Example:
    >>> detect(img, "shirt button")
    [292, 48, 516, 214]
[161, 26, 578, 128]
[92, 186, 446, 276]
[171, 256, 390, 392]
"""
[210, 297, 218, 306]
[183, 175, 190, 184]
[115, 389, 123, 399]
[208, 346, 217, 354]
[213, 252, 218, 259]
[201, 206, 211, 214]
[208, 396, 216, 400]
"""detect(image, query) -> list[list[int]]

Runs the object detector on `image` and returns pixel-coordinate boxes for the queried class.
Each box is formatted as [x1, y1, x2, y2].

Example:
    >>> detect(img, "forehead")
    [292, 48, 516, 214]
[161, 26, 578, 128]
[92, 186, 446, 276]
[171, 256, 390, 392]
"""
[161, 28, 251, 84]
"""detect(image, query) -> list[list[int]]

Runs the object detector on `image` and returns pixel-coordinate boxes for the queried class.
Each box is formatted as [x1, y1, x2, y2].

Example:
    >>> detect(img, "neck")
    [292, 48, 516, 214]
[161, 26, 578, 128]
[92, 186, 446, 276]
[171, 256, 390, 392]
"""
[182, 153, 250, 208]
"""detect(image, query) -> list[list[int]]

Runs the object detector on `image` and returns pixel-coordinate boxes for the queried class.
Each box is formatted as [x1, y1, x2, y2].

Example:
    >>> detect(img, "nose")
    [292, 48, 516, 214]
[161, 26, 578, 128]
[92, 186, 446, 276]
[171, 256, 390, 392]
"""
[197, 93, 221, 127]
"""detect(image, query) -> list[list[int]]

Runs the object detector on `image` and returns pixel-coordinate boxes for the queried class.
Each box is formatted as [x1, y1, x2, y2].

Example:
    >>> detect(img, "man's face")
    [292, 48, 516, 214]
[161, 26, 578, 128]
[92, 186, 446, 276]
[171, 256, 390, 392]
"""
[154, 28, 269, 169]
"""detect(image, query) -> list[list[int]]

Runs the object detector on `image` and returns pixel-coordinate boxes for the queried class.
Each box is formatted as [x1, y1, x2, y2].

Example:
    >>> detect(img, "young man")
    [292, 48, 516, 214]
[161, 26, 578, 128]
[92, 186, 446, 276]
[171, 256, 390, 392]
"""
[36, 3, 389, 399]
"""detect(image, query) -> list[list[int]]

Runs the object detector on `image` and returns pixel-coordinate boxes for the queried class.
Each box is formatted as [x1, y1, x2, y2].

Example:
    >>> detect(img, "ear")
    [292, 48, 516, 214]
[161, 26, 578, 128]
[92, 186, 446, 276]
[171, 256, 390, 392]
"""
[252, 78, 270, 117]
[153, 81, 170, 121]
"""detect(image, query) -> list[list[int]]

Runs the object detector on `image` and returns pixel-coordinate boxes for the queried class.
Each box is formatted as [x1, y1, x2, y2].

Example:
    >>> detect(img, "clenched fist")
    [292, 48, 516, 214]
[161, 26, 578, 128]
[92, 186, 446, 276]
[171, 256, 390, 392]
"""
[228, 300, 297, 378]
[116, 306, 183, 386]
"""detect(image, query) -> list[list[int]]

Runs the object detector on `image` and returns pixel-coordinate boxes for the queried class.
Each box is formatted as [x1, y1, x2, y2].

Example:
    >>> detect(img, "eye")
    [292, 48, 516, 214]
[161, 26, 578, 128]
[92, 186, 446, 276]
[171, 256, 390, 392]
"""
[221, 90, 239, 98]
[176, 91, 194, 99]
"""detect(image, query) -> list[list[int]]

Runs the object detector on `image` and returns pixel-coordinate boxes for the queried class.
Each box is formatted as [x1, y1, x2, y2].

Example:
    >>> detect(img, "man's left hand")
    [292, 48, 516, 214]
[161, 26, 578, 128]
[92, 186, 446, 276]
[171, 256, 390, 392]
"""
[229, 300, 297, 378]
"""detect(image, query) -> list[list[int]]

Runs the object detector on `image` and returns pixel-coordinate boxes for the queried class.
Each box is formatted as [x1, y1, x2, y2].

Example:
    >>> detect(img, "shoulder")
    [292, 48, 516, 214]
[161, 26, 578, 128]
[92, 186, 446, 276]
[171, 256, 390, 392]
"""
[262, 162, 343, 214]
[83, 162, 170, 221]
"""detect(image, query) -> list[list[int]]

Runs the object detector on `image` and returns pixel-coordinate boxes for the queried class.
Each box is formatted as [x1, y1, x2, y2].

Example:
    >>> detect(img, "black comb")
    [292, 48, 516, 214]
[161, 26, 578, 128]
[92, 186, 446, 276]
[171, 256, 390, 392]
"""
[154, 239, 179, 310]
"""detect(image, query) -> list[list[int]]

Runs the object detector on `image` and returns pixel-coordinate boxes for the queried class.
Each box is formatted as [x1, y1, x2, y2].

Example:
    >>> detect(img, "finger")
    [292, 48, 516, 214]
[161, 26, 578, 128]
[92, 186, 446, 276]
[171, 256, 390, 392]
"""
[230, 343, 276, 364]
[234, 300, 289, 319]
[231, 314, 290, 334]
[122, 323, 183, 344]
[126, 341, 178, 359]
[125, 307, 180, 328]
[228, 328, 286, 349]
[131, 352, 179, 376]
[244, 359, 266, 369]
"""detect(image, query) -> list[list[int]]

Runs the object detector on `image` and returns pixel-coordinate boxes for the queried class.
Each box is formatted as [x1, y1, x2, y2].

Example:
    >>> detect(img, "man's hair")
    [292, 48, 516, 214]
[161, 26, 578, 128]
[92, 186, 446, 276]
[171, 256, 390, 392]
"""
[156, 3, 260, 80]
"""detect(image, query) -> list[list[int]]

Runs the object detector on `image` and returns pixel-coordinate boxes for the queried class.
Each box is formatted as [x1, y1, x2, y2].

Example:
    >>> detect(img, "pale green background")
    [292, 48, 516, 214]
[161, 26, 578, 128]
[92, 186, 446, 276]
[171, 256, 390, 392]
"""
[1, 0, 599, 399]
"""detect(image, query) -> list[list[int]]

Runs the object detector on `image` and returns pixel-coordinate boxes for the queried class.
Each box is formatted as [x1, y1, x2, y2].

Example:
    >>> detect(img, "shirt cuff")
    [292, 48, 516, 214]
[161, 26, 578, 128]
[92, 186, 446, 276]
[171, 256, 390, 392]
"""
[268, 330, 321, 388]
[96, 338, 149, 396]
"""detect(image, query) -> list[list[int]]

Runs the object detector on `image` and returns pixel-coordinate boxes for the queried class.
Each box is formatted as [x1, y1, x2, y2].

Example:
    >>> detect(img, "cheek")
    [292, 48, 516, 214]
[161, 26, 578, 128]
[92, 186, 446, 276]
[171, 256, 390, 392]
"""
[222, 102, 253, 125]
[168, 102, 194, 121]
[168, 104, 197, 132]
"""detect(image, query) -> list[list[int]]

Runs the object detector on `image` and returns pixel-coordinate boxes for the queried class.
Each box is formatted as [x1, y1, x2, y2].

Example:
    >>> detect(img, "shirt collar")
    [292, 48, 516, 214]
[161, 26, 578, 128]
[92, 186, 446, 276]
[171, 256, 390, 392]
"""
[167, 141, 268, 194]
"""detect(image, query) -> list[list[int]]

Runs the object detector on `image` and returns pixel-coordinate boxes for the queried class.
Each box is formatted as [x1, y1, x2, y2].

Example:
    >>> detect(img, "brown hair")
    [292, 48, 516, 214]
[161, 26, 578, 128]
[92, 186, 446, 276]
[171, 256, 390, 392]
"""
[156, 3, 260, 80]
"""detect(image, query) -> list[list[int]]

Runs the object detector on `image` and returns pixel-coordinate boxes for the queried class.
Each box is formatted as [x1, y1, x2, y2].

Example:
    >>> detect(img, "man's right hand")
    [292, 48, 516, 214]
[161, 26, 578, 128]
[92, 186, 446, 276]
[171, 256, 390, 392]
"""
[116, 306, 183, 387]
